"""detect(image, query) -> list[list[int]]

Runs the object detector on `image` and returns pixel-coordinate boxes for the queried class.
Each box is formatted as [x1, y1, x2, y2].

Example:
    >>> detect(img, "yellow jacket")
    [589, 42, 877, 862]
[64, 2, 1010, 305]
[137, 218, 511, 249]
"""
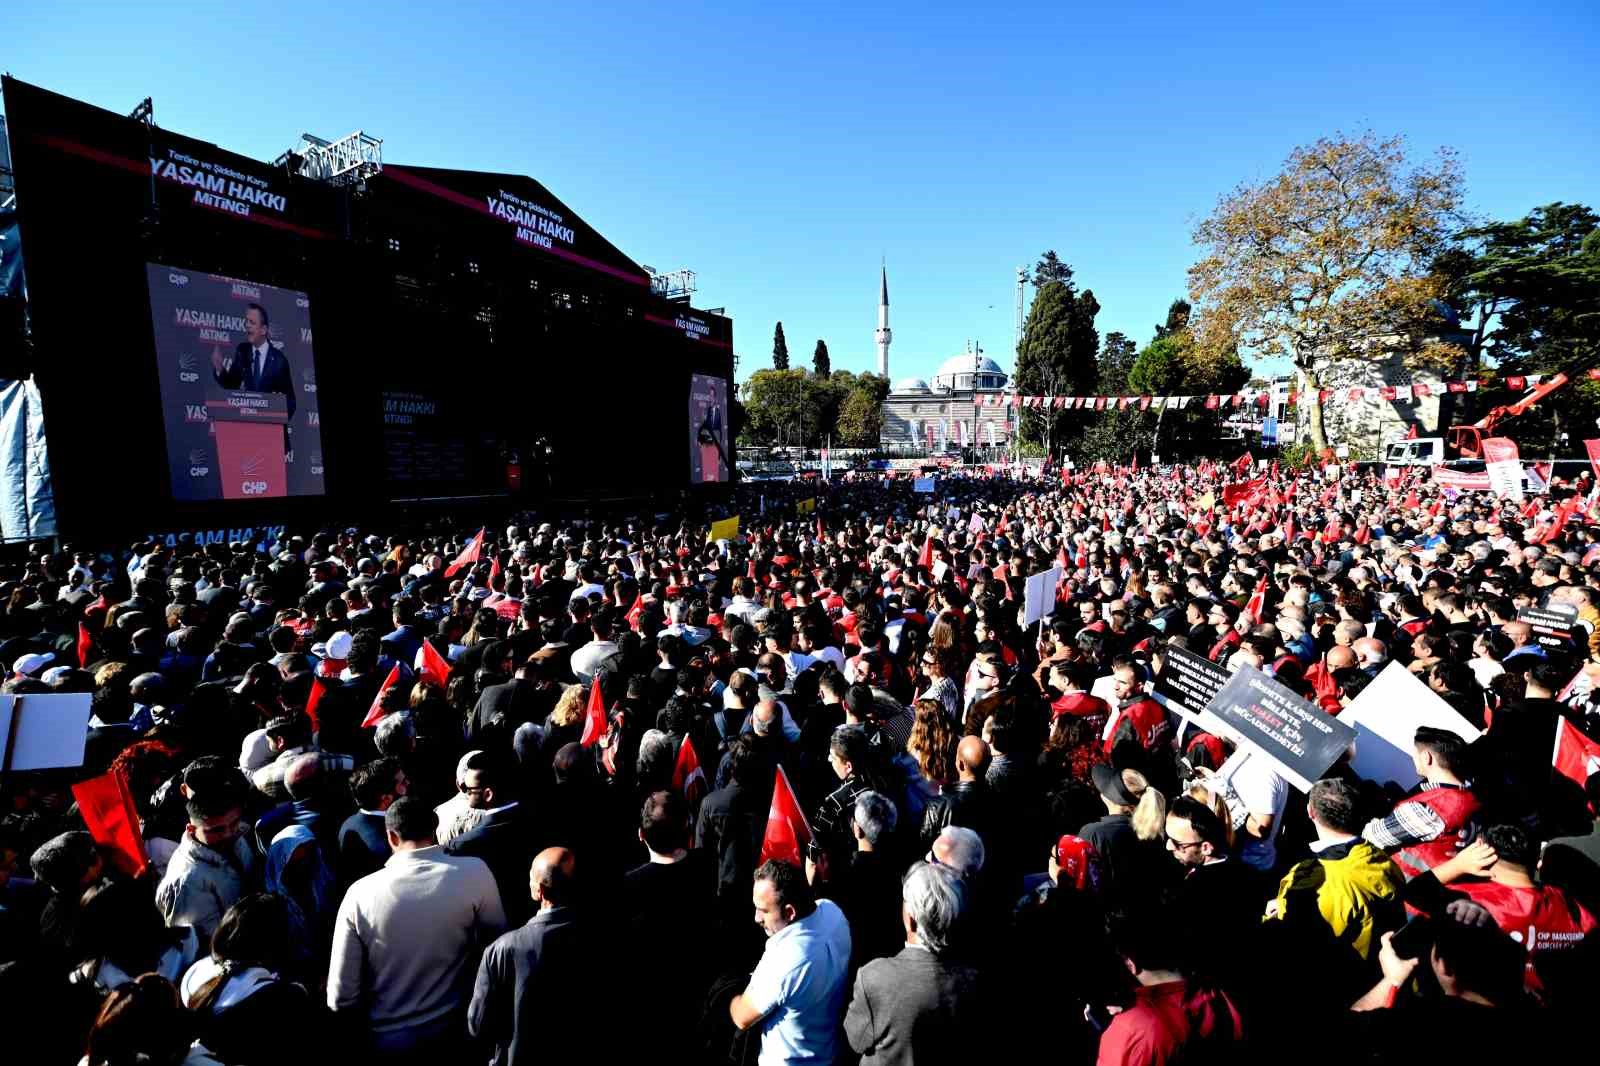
[1269, 839, 1404, 960]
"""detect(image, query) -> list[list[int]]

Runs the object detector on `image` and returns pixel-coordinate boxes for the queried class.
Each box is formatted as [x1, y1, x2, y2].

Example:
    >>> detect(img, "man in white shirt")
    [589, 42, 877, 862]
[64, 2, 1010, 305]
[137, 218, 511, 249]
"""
[568, 610, 620, 685]
[730, 859, 852, 1065]
[1205, 750, 1289, 873]
[327, 795, 507, 1055]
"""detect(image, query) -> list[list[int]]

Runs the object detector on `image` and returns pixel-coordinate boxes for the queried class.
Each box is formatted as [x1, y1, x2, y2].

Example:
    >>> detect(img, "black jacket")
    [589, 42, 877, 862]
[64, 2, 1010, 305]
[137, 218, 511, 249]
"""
[468, 907, 596, 1066]
[696, 781, 765, 909]
[447, 803, 546, 926]
[919, 778, 998, 850]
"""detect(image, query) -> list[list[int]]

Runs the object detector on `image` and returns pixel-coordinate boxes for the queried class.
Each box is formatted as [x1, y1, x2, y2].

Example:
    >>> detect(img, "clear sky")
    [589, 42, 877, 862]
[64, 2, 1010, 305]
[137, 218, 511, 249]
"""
[7, 2, 1598, 386]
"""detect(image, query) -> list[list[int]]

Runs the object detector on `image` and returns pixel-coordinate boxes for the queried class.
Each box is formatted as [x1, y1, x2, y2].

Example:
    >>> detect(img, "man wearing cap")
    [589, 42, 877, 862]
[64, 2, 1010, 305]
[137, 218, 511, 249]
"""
[12, 651, 55, 683]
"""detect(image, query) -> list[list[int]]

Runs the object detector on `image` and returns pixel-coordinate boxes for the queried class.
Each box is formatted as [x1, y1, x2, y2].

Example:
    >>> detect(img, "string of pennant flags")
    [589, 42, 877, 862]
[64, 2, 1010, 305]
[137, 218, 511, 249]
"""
[983, 370, 1600, 411]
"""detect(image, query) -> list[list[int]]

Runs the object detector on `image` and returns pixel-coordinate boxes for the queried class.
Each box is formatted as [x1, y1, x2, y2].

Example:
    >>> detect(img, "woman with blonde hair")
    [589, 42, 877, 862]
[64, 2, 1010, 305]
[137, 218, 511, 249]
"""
[906, 698, 958, 792]
[1080, 763, 1178, 902]
[543, 683, 585, 755]
[1187, 781, 1236, 852]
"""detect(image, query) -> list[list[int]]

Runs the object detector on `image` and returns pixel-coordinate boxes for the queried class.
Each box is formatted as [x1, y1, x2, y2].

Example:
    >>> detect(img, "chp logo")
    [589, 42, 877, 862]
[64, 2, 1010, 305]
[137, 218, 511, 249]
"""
[238, 452, 270, 495]
[187, 448, 210, 478]
[310, 451, 324, 476]
[168, 272, 189, 287]
[295, 296, 309, 309]
[178, 353, 201, 383]
[301, 367, 317, 394]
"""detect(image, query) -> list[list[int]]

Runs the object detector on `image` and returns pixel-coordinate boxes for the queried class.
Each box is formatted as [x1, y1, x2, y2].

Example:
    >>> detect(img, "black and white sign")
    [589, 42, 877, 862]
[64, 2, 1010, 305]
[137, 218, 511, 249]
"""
[1154, 644, 1233, 735]
[1201, 665, 1357, 791]
[1519, 602, 1581, 651]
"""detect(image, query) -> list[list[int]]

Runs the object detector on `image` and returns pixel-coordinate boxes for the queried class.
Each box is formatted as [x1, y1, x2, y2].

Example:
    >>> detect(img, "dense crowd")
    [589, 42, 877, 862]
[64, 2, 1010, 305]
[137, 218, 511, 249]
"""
[1, 459, 1598, 1065]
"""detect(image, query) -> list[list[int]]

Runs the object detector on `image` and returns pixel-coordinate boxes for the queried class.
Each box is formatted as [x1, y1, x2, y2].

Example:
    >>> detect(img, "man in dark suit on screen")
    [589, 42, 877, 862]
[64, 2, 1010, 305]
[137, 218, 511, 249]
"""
[211, 301, 296, 421]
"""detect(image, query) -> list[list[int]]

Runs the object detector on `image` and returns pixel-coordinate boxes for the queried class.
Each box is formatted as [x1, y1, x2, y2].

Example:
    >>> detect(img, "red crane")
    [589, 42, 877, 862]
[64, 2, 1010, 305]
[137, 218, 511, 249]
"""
[1446, 372, 1569, 459]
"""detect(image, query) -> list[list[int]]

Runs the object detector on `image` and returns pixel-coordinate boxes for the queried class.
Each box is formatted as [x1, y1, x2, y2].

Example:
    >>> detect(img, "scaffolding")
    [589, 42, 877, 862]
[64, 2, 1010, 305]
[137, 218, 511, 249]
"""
[276, 130, 383, 186]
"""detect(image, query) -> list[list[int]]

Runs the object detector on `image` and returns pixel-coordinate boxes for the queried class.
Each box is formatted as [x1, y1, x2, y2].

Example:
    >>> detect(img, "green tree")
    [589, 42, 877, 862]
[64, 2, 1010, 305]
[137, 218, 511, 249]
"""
[1014, 255, 1101, 454]
[1187, 132, 1465, 450]
[741, 368, 813, 445]
[772, 322, 790, 370]
[1153, 298, 1191, 340]
[1033, 250, 1074, 287]
[836, 388, 883, 446]
[1436, 202, 1600, 452]
[1097, 331, 1138, 393]
[813, 338, 831, 377]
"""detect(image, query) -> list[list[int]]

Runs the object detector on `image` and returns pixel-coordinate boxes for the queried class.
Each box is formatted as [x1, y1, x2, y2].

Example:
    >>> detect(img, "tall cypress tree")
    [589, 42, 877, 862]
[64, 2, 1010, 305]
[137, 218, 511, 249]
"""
[813, 339, 830, 377]
[773, 322, 790, 370]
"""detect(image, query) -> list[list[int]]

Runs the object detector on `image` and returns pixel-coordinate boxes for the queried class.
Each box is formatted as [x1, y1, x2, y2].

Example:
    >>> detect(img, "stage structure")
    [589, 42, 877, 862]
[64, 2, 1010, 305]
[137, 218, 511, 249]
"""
[1, 77, 732, 539]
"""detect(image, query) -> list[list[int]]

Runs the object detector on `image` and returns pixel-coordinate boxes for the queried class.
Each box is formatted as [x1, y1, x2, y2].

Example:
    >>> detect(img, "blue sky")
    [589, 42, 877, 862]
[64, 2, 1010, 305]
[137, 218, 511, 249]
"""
[8, 2, 1598, 386]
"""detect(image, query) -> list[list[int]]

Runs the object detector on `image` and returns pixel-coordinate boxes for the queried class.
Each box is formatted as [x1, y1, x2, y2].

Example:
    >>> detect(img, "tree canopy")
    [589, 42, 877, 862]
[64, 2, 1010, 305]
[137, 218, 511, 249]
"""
[772, 322, 790, 370]
[740, 368, 887, 448]
[813, 338, 831, 377]
[1187, 131, 1464, 449]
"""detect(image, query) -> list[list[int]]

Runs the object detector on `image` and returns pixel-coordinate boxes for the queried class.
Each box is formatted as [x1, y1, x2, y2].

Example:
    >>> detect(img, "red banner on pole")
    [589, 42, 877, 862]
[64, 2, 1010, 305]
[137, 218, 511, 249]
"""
[1584, 440, 1600, 484]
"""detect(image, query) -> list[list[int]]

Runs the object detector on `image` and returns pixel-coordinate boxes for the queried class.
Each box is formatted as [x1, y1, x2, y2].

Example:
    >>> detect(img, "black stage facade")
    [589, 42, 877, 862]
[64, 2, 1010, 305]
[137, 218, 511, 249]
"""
[1, 77, 733, 541]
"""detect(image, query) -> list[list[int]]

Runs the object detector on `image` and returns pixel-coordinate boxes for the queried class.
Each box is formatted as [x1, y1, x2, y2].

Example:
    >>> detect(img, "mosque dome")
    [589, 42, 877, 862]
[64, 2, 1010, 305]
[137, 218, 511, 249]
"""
[931, 353, 1008, 392]
[894, 377, 932, 394]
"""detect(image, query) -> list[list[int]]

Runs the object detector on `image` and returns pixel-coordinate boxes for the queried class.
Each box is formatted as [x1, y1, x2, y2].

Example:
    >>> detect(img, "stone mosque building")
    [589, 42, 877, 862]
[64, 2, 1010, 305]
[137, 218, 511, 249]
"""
[873, 266, 1015, 450]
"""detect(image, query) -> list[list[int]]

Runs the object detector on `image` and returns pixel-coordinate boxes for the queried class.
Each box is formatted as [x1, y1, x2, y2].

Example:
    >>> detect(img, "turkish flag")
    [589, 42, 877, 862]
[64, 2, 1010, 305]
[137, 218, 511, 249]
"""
[361, 664, 406, 728]
[420, 640, 452, 688]
[1233, 452, 1253, 477]
[488, 553, 503, 588]
[1403, 489, 1421, 510]
[77, 622, 95, 668]
[444, 528, 486, 578]
[1506, 375, 1526, 391]
[626, 591, 646, 631]
[1536, 496, 1580, 545]
[918, 536, 934, 571]
[1406, 424, 1418, 440]
[71, 772, 150, 879]
[1353, 522, 1371, 545]
[303, 676, 328, 734]
[1283, 515, 1296, 541]
[760, 764, 813, 867]
[1245, 575, 1269, 624]
[1303, 661, 1343, 714]
[671, 734, 708, 808]
[580, 676, 608, 747]
[1553, 718, 1600, 790]
[1323, 517, 1343, 543]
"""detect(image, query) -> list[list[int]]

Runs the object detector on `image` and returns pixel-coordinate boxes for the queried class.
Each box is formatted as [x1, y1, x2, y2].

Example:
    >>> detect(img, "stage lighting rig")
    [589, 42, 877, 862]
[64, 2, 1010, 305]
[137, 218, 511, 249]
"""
[280, 130, 383, 188]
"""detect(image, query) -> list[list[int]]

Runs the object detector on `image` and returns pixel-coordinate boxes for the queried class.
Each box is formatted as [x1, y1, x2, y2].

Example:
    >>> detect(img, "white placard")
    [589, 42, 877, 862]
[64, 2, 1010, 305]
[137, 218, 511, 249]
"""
[1340, 662, 1483, 790]
[0, 693, 93, 772]
[1023, 567, 1061, 627]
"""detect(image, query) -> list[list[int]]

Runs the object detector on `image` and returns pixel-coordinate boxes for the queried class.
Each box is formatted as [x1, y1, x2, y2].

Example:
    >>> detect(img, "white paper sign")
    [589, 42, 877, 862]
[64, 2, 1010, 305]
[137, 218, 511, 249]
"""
[1340, 662, 1483, 789]
[0, 693, 93, 772]
[1023, 567, 1061, 627]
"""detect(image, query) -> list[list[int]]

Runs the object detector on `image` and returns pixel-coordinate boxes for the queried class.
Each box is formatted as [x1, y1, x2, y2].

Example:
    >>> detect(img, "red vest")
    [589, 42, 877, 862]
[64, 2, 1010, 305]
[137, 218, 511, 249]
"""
[1209, 630, 1241, 663]
[1104, 696, 1168, 753]
[1457, 881, 1597, 994]
[1392, 785, 1481, 879]
[1052, 691, 1111, 725]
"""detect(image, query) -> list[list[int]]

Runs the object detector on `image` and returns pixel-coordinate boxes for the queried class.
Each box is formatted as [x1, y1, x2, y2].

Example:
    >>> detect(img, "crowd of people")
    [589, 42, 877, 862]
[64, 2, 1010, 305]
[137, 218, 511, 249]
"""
[1, 458, 1598, 1065]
